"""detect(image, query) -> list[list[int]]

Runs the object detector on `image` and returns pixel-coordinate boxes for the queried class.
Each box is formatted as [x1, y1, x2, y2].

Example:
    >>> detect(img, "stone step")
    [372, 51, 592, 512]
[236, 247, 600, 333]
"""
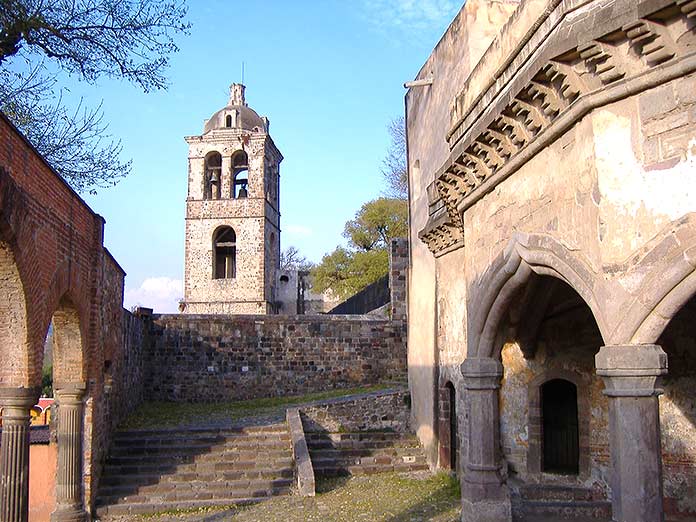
[109, 440, 290, 456]
[116, 424, 288, 438]
[513, 500, 612, 521]
[308, 447, 424, 459]
[113, 431, 290, 445]
[104, 461, 294, 478]
[98, 477, 293, 504]
[304, 431, 416, 443]
[100, 465, 294, 488]
[95, 496, 268, 518]
[313, 461, 429, 476]
[518, 484, 595, 502]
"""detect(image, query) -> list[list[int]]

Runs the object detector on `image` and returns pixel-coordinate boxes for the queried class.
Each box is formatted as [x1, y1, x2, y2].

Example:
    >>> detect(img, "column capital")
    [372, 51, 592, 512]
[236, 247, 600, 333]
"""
[54, 383, 86, 405]
[461, 357, 503, 389]
[0, 387, 40, 409]
[596, 344, 667, 397]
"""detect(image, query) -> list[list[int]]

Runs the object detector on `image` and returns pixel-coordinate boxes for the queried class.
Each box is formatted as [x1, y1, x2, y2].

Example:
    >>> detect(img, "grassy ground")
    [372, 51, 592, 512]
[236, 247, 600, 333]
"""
[113, 472, 461, 522]
[121, 384, 394, 429]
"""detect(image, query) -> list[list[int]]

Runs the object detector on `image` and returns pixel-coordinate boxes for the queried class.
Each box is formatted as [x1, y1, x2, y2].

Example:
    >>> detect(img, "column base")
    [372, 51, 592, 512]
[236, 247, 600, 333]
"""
[460, 497, 511, 522]
[51, 505, 88, 522]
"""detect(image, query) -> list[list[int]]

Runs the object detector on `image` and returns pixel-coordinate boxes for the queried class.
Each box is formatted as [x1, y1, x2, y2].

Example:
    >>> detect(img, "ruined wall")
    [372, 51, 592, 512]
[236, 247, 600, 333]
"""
[300, 389, 412, 433]
[405, 0, 520, 467]
[144, 314, 407, 402]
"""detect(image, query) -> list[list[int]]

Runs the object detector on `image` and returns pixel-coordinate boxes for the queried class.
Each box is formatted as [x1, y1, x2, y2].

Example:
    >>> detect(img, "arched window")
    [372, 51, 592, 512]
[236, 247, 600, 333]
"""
[541, 379, 579, 474]
[204, 152, 222, 200]
[225, 114, 232, 128]
[213, 227, 236, 279]
[232, 151, 249, 198]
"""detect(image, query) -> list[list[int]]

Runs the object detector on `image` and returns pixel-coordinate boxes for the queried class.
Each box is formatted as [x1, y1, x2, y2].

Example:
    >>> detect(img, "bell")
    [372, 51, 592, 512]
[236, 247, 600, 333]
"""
[210, 172, 219, 184]
[238, 185, 248, 198]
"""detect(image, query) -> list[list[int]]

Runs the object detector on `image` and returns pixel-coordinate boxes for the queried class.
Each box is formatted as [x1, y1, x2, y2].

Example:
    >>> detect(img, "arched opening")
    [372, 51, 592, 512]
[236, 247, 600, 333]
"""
[438, 381, 458, 472]
[213, 227, 236, 279]
[225, 114, 232, 128]
[654, 294, 696, 520]
[541, 379, 579, 474]
[232, 151, 249, 199]
[204, 152, 222, 200]
[447, 381, 457, 471]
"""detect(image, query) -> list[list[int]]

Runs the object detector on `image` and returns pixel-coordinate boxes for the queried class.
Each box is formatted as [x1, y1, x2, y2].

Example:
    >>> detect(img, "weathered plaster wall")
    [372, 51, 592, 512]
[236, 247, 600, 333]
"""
[406, 0, 519, 468]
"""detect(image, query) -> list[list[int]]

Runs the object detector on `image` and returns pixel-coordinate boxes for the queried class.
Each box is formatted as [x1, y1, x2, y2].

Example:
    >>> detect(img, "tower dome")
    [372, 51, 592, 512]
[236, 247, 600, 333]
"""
[203, 84, 267, 134]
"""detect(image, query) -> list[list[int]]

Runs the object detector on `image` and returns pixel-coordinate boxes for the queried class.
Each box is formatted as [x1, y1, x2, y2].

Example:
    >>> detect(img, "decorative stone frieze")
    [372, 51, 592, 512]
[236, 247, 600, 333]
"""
[419, 0, 696, 256]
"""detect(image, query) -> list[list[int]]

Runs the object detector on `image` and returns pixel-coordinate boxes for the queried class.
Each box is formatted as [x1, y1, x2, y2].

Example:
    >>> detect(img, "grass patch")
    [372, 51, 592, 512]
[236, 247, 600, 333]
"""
[121, 384, 394, 429]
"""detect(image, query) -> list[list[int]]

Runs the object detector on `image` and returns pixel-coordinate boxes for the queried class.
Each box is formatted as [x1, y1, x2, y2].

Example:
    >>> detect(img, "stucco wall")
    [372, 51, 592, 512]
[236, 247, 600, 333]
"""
[405, 0, 520, 468]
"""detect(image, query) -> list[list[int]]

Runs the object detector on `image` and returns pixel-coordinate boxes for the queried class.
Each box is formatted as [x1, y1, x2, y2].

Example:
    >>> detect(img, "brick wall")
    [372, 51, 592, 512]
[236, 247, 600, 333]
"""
[144, 314, 407, 402]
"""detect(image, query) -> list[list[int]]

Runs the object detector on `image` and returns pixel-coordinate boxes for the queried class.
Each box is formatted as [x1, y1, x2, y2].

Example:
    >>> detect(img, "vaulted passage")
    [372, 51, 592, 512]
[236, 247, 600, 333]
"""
[541, 379, 579, 475]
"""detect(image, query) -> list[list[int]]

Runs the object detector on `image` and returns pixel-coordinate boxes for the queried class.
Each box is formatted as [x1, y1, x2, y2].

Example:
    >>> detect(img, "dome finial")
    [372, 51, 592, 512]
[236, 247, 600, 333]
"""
[229, 83, 246, 106]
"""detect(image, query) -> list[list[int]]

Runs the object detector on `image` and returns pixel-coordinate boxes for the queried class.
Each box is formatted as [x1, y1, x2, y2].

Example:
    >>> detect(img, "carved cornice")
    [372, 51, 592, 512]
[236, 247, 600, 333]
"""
[420, 0, 696, 257]
[418, 209, 465, 258]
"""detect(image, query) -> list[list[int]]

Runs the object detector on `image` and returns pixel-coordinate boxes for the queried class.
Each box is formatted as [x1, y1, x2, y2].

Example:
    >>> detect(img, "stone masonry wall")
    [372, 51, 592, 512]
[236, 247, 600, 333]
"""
[144, 314, 407, 402]
[300, 389, 412, 433]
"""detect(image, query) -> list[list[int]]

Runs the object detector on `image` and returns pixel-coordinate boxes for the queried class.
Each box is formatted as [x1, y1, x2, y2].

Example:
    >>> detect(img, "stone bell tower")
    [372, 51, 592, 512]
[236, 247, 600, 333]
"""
[182, 84, 283, 314]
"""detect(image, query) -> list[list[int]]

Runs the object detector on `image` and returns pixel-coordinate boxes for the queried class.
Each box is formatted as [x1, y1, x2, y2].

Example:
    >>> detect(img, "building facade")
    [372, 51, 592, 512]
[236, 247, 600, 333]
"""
[183, 84, 283, 314]
[406, 1, 696, 521]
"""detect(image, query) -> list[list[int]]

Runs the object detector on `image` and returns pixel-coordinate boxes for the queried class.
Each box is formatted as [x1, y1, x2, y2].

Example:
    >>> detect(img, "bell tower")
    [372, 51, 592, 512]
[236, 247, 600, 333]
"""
[182, 84, 282, 314]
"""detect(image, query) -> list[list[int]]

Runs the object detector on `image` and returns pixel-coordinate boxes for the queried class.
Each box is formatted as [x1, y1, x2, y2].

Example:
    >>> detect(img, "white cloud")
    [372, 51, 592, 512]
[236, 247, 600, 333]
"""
[361, 0, 459, 38]
[124, 277, 183, 314]
[285, 224, 313, 238]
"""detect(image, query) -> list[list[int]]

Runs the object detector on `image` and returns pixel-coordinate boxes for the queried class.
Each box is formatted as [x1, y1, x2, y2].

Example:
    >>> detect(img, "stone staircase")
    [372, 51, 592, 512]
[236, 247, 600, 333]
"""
[511, 483, 611, 522]
[306, 431, 429, 477]
[95, 423, 294, 517]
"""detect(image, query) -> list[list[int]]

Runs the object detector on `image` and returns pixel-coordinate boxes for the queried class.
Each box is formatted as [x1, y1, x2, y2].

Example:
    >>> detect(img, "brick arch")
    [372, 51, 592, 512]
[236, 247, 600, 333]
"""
[50, 295, 87, 387]
[467, 232, 607, 360]
[0, 240, 31, 387]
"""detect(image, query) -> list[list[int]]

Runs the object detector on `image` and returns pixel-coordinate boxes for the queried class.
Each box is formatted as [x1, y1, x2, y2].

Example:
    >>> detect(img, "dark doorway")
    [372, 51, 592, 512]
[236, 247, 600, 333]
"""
[542, 379, 579, 474]
[446, 382, 457, 471]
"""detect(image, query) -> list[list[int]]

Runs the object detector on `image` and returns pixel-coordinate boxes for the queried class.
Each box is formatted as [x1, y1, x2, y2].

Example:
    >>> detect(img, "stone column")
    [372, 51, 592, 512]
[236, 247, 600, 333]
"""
[460, 358, 510, 522]
[596, 344, 667, 522]
[51, 384, 87, 522]
[0, 386, 40, 522]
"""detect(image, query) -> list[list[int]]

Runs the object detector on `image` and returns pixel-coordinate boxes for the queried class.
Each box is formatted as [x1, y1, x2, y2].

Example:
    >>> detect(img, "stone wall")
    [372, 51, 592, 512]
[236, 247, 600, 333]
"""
[144, 314, 407, 402]
[328, 275, 389, 315]
[300, 389, 411, 433]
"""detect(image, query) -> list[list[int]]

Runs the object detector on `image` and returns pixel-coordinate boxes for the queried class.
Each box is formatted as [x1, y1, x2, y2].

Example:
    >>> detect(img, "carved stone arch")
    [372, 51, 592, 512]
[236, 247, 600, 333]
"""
[612, 213, 696, 345]
[468, 232, 607, 360]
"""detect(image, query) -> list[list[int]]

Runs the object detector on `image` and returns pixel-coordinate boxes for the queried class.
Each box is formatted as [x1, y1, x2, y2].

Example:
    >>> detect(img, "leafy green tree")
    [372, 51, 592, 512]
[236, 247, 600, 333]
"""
[312, 197, 407, 299]
[343, 197, 408, 251]
[0, 0, 190, 192]
[42, 364, 52, 397]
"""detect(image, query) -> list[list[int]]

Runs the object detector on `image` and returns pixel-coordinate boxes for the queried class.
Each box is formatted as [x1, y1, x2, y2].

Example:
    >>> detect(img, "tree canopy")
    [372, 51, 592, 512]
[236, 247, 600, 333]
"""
[0, 0, 190, 192]
[280, 246, 314, 272]
[382, 116, 407, 200]
[312, 197, 407, 299]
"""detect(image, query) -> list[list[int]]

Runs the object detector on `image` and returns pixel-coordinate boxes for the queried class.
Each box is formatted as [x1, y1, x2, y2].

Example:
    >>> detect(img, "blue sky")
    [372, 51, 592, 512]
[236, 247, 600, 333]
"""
[61, 0, 461, 311]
